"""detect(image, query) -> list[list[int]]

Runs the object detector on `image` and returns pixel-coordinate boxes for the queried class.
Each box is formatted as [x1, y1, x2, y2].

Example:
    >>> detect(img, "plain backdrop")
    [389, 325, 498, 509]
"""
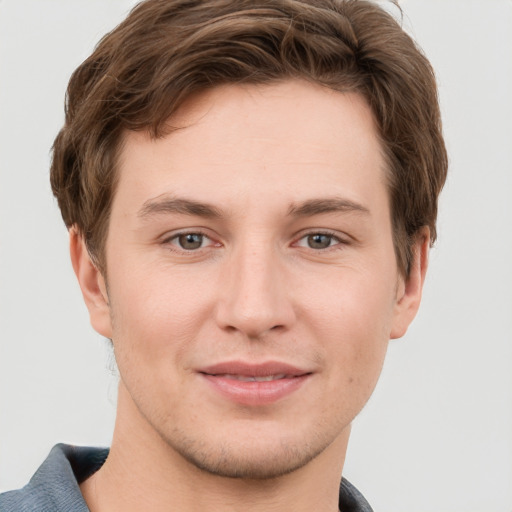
[1, 1, 511, 511]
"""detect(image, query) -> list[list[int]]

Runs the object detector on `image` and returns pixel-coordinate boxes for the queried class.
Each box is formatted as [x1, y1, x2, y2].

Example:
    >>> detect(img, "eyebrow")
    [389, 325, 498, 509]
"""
[287, 197, 370, 217]
[137, 195, 369, 221]
[138, 196, 223, 220]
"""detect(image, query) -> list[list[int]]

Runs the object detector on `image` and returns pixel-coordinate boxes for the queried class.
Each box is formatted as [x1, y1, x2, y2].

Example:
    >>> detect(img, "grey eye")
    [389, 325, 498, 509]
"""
[307, 234, 334, 249]
[177, 233, 204, 250]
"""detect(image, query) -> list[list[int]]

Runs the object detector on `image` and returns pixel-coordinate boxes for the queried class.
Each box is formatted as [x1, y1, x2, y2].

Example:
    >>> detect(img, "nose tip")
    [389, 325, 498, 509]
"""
[223, 307, 286, 339]
[214, 249, 295, 339]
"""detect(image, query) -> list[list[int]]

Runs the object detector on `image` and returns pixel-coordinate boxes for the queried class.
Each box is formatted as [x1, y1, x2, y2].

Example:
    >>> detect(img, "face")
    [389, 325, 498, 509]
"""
[75, 80, 425, 479]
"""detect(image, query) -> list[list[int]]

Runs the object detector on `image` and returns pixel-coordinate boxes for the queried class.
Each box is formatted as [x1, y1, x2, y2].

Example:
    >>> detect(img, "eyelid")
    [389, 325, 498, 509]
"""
[292, 229, 349, 249]
[159, 227, 350, 252]
[161, 229, 221, 251]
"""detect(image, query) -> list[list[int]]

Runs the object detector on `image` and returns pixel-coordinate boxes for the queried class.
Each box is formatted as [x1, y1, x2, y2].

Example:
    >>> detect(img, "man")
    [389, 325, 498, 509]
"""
[0, 0, 447, 510]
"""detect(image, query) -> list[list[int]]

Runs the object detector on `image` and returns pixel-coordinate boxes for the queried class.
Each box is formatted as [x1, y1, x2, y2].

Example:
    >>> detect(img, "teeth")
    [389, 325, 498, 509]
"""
[253, 374, 287, 382]
[218, 374, 287, 382]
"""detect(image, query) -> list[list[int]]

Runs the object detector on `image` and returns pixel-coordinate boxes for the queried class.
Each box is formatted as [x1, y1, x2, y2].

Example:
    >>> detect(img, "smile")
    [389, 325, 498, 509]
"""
[198, 361, 312, 406]
[213, 373, 289, 382]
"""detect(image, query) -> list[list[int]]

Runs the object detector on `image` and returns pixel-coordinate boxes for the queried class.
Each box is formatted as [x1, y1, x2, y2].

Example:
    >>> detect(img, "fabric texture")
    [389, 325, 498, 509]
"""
[0, 444, 373, 511]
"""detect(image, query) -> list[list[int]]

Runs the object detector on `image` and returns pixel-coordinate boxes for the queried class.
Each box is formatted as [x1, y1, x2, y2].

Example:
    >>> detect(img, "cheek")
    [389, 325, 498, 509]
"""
[304, 268, 394, 380]
[108, 265, 213, 367]
[305, 262, 396, 334]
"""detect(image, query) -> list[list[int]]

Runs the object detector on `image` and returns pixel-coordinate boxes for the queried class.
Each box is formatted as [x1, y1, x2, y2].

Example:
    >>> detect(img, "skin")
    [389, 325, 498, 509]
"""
[72, 80, 428, 512]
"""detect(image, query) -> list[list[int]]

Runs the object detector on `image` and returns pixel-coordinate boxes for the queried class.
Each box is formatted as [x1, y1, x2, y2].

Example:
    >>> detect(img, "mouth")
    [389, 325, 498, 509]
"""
[213, 373, 291, 382]
[197, 361, 312, 406]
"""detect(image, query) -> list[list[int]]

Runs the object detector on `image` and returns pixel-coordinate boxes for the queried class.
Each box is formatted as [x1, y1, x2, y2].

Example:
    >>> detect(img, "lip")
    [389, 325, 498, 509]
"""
[198, 361, 312, 406]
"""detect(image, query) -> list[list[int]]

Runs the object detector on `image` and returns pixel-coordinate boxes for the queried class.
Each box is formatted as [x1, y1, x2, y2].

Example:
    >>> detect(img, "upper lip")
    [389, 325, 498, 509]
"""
[198, 361, 311, 378]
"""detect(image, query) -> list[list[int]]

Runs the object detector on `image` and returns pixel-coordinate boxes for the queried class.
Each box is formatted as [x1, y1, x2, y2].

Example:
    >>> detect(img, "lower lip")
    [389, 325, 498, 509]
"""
[200, 374, 310, 406]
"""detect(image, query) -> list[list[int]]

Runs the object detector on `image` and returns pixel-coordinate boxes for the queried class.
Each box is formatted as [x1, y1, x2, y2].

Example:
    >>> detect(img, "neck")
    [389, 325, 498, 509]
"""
[80, 384, 350, 512]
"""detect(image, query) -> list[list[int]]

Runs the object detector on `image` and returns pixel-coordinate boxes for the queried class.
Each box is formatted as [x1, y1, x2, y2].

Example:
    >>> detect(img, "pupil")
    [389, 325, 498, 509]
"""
[308, 234, 331, 249]
[179, 233, 203, 250]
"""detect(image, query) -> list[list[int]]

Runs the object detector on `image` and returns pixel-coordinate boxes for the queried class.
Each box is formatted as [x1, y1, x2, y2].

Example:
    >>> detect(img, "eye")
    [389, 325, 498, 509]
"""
[296, 233, 341, 250]
[168, 232, 212, 251]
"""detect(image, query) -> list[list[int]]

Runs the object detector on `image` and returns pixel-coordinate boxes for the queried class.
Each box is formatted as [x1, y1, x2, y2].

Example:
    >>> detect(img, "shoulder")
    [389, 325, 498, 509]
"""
[0, 444, 109, 512]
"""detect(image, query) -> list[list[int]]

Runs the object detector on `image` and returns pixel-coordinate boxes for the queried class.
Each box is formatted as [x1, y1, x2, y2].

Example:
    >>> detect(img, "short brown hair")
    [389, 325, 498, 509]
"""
[50, 0, 447, 276]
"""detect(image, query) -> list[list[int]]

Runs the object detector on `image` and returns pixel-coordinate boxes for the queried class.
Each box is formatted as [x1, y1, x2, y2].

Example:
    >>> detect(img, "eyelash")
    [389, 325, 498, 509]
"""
[161, 229, 348, 254]
[163, 230, 217, 252]
[294, 230, 346, 251]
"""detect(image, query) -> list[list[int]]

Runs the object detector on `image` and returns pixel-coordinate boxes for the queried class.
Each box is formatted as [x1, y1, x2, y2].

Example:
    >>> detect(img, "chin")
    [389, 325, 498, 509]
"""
[175, 442, 322, 480]
[163, 427, 332, 480]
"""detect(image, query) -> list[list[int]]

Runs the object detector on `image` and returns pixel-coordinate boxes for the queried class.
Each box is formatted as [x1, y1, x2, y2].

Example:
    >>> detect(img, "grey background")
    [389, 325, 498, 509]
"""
[1, 1, 511, 510]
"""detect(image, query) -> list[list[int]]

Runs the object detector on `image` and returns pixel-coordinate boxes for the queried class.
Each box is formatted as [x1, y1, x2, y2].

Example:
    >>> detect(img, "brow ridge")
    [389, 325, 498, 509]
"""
[138, 195, 369, 221]
[138, 196, 223, 219]
[287, 197, 370, 217]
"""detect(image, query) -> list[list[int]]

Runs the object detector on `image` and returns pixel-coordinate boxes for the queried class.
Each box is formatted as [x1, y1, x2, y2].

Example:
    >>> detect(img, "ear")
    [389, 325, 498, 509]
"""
[390, 227, 430, 339]
[69, 227, 112, 339]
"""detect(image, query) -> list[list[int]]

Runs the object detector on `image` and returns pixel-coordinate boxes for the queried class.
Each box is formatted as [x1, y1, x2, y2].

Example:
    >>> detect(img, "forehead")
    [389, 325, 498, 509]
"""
[114, 80, 386, 216]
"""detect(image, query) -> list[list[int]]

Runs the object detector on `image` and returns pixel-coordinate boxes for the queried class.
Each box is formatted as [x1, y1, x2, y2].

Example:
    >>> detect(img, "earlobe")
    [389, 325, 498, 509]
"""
[69, 227, 112, 339]
[390, 227, 430, 339]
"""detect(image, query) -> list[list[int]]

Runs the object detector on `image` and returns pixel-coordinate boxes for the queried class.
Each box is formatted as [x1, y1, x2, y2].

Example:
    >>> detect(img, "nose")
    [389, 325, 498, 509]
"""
[214, 241, 296, 339]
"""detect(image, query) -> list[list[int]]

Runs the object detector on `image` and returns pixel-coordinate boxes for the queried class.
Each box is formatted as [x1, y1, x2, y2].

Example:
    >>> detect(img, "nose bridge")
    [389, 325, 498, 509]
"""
[216, 235, 293, 337]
